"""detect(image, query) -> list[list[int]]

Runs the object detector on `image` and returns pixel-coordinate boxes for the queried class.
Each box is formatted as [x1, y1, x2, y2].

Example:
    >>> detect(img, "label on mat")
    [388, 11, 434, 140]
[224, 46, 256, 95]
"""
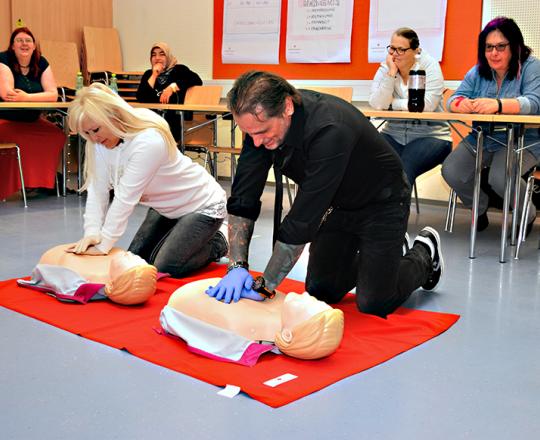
[264, 373, 298, 387]
[217, 384, 241, 398]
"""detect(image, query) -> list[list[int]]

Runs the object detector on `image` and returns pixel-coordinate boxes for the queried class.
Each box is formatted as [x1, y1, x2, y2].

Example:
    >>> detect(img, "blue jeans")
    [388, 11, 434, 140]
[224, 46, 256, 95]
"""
[128, 208, 227, 278]
[382, 133, 452, 185]
[306, 176, 433, 318]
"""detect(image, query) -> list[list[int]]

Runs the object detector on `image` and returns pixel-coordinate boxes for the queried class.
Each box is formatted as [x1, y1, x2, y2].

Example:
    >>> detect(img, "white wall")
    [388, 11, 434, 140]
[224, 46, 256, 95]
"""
[113, 0, 214, 79]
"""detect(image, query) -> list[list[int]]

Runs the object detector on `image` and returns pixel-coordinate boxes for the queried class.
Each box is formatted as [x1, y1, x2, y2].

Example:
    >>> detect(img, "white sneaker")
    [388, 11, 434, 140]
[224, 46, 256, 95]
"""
[413, 226, 443, 291]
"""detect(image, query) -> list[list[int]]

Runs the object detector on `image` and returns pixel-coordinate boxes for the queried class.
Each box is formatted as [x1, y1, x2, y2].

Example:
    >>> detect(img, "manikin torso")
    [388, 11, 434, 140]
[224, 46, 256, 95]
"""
[167, 278, 331, 342]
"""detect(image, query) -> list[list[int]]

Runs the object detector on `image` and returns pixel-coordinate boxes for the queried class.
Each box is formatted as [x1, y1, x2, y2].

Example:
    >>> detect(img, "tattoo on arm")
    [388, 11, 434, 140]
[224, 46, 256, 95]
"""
[263, 240, 305, 291]
[228, 214, 255, 263]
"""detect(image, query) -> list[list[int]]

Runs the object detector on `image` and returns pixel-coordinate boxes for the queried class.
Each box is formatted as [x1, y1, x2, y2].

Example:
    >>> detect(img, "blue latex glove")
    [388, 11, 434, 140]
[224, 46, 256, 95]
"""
[205, 268, 263, 303]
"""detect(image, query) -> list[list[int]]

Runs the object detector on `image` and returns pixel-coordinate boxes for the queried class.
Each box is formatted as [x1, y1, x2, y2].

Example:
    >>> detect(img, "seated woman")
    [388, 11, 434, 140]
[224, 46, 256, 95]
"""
[18, 244, 158, 305]
[0, 26, 65, 200]
[161, 278, 344, 365]
[67, 83, 228, 278]
[369, 27, 452, 186]
[442, 17, 540, 233]
[136, 42, 202, 140]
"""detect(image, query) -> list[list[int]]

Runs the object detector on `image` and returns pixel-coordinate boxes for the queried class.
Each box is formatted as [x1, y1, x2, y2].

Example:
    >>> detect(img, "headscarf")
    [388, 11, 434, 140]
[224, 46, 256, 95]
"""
[150, 42, 177, 72]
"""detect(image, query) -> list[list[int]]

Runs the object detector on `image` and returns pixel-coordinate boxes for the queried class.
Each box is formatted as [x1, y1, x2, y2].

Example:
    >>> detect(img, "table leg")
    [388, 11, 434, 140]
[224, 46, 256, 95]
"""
[500, 124, 515, 263]
[61, 113, 68, 196]
[510, 125, 524, 246]
[470, 129, 484, 259]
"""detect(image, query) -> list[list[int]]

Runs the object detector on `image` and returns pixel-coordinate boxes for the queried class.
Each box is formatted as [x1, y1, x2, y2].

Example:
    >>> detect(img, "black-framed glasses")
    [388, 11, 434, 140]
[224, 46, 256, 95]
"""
[386, 45, 412, 55]
[485, 43, 510, 53]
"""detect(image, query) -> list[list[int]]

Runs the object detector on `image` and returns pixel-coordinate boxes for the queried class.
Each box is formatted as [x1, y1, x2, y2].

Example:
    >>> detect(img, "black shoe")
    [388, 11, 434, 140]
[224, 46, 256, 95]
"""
[413, 227, 444, 291]
[477, 212, 489, 231]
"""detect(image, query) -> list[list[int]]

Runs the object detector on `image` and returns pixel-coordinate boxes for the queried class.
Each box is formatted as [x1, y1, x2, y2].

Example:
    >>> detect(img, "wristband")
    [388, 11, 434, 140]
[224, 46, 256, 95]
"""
[251, 276, 276, 299]
[453, 96, 465, 107]
[170, 83, 178, 93]
[227, 261, 249, 273]
[496, 98, 502, 114]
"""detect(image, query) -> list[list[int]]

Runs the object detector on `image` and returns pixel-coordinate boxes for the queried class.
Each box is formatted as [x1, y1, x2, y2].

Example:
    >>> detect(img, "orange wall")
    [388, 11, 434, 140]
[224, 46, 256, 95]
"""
[213, 0, 483, 80]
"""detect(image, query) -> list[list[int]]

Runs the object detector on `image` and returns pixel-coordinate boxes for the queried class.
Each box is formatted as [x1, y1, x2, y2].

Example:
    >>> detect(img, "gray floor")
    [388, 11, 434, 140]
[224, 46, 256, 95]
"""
[1, 185, 539, 440]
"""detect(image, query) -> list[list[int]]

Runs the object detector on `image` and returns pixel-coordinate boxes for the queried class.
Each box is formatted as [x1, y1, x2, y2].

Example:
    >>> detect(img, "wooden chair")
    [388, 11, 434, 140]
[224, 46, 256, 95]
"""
[81, 26, 143, 101]
[40, 40, 80, 101]
[181, 85, 237, 178]
[0, 143, 27, 207]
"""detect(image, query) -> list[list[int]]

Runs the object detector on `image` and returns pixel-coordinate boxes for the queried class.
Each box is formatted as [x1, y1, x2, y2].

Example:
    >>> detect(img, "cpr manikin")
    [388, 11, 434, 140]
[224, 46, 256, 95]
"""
[160, 278, 344, 365]
[17, 244, 157, 305]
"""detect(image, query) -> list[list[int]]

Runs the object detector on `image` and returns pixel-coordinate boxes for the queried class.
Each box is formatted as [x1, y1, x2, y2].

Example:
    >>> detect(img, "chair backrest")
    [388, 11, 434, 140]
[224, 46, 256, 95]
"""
[82, 26, 123, 74]
[184, 85, 223, 105]
[304, 86, 354, 103]
[182, 86, 223, 148]
[443, 88, 470, 149]
[40, 40, 80, 90]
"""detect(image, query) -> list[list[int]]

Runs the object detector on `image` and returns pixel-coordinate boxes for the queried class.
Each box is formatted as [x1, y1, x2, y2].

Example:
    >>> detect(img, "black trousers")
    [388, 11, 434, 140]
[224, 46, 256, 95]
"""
[306, 177, 432, 318]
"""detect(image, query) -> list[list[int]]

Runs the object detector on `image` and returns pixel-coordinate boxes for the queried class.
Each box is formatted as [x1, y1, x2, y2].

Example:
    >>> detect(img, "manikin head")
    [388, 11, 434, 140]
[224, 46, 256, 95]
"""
[166, 278, 344, 360]
[275, 292, 344, 360]
[39, 244, 157, 305]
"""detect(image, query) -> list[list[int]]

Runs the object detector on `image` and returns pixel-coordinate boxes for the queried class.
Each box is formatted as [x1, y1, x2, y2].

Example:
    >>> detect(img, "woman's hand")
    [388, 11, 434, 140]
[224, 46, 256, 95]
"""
[159, 85, 175, 104]
[385, 54, 398, 77]
[471, 98, 499, 114]
[65, 235, 106, 255]
[5, 88, 29, 102]
[151, 63, 164, 77]
[451, 97, 475, 113]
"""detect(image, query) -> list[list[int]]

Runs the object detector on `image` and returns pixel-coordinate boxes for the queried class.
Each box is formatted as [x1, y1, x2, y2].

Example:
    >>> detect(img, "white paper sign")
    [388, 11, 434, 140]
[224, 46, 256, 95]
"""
[368, 0, 448, 63]
[286, 0, 354, 63]
[222, 0, 282, 64]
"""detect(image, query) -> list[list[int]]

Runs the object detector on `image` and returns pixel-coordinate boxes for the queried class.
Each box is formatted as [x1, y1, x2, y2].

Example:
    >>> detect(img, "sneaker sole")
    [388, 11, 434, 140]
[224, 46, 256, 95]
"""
[422, 226, 444, 291]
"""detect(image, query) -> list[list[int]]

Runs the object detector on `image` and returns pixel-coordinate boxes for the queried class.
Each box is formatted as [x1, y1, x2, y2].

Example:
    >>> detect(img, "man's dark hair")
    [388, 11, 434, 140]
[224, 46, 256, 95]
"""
[227, 71, 302, 118]
[477, 16, 531, 80]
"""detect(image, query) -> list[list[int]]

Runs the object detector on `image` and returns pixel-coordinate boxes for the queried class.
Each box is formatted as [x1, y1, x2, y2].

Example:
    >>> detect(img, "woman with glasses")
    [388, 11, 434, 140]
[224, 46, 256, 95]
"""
[0, 27, 65, 200]
[369, 27, 452, 186]
[442, 17, 540, 233]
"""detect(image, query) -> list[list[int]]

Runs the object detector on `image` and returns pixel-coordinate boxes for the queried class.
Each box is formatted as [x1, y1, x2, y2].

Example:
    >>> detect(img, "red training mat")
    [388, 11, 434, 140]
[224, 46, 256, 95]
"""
[0, 264, 459, 408]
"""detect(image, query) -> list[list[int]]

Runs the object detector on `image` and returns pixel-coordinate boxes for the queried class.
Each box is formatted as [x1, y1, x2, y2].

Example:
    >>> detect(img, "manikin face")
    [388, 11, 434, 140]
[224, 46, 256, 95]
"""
[389, 34, 417, 73]
[11, 32, 35, 60]
[485, 29, 512, 76]
[281, 291, 331, 331]
[150, 48, 167, 68]
[234, 97, 294, 150]
[81, 118, 121, 149]
[109, 251, 148, 280]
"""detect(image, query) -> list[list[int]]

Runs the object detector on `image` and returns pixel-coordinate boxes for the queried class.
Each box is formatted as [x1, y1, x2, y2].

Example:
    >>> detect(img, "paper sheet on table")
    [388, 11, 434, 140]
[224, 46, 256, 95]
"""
[221, 0, 281, 64]
[368, 0, 447, 63]
[286, 0, 354, 63]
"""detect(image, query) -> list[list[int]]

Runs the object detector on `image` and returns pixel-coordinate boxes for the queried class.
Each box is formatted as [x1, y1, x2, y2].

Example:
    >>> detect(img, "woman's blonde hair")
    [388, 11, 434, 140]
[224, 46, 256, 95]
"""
[275, 308, 344, 360]
[68, 82, 177, 190]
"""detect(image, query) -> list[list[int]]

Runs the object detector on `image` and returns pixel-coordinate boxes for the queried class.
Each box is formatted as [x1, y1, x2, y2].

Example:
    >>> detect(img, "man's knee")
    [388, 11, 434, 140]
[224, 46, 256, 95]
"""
[356, 294, 387, 318]
[306, 278, 347, 304]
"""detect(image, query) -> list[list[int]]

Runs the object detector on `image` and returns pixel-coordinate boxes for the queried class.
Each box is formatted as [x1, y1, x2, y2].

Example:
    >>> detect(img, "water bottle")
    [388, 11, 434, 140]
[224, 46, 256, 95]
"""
[408, 54, 425, 112]
[109, 73, 119, 94]
[75, 71, 84, 91]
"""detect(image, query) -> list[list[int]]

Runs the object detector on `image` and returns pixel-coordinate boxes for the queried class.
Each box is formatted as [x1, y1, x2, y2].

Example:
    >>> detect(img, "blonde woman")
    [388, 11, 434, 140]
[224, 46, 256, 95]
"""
[67, 83, 228, 278]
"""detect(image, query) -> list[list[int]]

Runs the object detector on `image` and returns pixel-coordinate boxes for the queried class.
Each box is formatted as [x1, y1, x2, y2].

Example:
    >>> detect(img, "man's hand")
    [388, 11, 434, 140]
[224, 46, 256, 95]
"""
[205, 268, 262, 303]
